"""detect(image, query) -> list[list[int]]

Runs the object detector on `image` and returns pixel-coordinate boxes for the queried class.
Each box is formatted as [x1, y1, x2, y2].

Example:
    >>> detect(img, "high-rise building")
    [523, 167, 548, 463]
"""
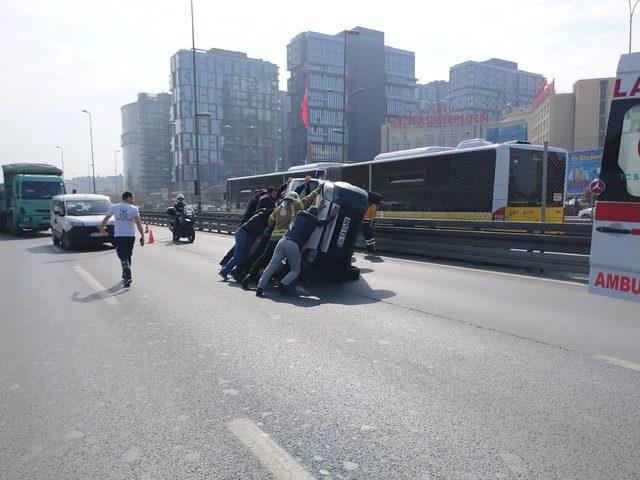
[527, 77, 615, 151]
[120, 92, 173, 201]
[287, 27, 417, 165]
[170, 48, 281, 189]
[449, 58, 543, 120]
[278, 90, 290, 170]
[416, 81, 449, 113]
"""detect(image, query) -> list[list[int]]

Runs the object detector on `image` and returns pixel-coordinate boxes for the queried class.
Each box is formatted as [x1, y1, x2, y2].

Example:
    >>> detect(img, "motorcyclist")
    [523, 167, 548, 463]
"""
[173, 194, 186, 231]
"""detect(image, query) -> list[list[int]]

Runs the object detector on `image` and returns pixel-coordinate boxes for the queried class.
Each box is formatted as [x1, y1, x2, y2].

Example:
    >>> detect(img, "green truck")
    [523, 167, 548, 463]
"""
[0, 163, 65, 233]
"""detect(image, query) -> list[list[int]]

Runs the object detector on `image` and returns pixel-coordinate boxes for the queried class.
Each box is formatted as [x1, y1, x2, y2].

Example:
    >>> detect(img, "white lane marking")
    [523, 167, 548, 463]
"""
[72, 266, 119, 306]
[593, 355, 640, 372]
[227, 418, 314, 480]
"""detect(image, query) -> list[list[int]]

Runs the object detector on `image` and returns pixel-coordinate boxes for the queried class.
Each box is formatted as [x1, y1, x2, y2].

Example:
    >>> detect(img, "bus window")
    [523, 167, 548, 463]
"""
[508, 149, 541, 206]
[507, 148, 565, 222]
[618, 104, 640, 197]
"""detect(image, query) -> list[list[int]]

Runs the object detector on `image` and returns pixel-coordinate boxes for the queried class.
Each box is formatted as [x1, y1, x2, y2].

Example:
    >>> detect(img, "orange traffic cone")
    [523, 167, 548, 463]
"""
[144, 224, 149, 233]
[148, 229, 155, 244]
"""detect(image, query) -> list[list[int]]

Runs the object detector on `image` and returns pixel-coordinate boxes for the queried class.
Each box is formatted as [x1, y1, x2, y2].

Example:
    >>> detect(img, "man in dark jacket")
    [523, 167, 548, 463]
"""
[240, 177, 314, 288]
[219, 207, 273, 280]
[241, 190, 262, 224]
[255, 202, 339, 296]
[221, 177, 313, 268]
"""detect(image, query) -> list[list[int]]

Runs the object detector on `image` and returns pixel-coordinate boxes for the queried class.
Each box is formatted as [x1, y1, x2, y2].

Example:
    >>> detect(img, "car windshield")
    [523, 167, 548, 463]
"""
[65, 199, 111, 216]
[21, 181, 65, 200]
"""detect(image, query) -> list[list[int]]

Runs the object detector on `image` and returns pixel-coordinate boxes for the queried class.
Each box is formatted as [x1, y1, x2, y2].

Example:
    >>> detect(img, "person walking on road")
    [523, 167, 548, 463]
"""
[256, 202, 339, 297]
[99, 191, 145, 287]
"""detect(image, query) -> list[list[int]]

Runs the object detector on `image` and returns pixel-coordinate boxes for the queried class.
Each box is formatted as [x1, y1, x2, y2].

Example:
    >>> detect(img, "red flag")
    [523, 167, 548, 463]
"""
[301, 74, 310, 129]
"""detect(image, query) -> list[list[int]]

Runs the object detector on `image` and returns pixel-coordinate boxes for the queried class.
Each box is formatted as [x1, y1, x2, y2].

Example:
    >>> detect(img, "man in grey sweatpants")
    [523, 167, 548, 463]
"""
[256, 202, 339, 297]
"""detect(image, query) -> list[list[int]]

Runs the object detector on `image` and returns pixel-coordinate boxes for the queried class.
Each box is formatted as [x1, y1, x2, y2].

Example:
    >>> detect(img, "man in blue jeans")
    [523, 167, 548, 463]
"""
[99, 191, 145, 287]
[219, 207, 273, 281]
[256, 202, 339, 297]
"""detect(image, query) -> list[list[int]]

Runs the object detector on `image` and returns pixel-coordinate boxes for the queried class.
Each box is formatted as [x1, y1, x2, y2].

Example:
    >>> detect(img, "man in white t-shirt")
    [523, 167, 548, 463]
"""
[99, 191, 144, 287]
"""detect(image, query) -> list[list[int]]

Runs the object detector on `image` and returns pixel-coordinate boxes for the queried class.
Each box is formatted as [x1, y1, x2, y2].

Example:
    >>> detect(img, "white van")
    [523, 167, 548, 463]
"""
[588, 53, 640, 302]
[50, 194, 114, 249]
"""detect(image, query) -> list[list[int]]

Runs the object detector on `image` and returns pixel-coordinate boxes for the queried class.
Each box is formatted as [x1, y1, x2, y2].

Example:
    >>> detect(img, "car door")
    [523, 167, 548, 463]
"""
[588, 53, 640, 302]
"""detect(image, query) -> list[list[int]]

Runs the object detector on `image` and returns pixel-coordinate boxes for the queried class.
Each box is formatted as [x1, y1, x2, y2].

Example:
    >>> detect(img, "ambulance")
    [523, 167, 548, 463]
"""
[588, 53, 640, 302]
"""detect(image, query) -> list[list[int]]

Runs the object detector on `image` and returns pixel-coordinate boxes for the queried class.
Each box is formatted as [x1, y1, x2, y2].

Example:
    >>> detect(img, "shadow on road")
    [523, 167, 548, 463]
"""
[225, 273, 396, 308]
[25, 243, 115, 263]
[71, 282, 127, 303]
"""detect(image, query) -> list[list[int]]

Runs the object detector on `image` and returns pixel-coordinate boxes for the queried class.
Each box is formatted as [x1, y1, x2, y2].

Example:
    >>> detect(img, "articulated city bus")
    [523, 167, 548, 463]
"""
[225, 140, 567, 222]
[342, 140, 567, 222]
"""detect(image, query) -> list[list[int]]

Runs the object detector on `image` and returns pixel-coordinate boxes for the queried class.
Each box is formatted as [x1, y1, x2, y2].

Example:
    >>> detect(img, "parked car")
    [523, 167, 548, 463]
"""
[578, 206, 595, 220]
[50, 194, 114, 249]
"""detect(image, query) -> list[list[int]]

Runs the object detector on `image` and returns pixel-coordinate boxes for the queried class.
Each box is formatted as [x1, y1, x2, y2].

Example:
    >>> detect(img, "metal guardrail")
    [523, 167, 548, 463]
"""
[140, 211, 591, 275]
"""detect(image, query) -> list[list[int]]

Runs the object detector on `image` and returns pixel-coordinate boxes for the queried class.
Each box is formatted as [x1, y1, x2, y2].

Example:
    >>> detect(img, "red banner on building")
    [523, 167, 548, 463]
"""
[388, 112, 488, 129]
[301, 74, 310, 129]
[530, 78, 555, 112]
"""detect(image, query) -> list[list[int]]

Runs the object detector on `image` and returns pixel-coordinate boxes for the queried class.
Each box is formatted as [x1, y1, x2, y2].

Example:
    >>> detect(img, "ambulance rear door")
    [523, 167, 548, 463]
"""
[588, 53, 640, 302]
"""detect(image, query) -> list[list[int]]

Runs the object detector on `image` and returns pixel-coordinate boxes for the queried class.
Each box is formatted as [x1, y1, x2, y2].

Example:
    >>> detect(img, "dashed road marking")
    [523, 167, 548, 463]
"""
[73, 266, 119, 306]
[593, 354, 640, 372]
[227, 418, 314, 480]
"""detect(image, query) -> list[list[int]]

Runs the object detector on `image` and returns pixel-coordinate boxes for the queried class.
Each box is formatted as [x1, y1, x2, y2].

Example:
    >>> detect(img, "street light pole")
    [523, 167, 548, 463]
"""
[341, 29, 359, 163]
[190, 0, 202, 212]
[55, 146, 64, 177]
[81, 109, 96, 193]
[114, 150, 121, 198]
[630, 1, 640, 53]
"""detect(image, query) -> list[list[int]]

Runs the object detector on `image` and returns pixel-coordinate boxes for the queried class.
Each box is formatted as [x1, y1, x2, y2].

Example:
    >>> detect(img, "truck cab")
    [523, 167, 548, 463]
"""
[0, 164, 65, 233]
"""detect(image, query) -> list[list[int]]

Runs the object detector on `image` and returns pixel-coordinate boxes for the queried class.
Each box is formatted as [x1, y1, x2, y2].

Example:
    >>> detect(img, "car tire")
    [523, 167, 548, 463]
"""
[52, 232, 61, 246]
[61, 232, 73, 250]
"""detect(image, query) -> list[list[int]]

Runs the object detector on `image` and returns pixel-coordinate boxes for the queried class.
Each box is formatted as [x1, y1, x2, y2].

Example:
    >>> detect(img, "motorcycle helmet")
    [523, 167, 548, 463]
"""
[177, 194, 185, 201]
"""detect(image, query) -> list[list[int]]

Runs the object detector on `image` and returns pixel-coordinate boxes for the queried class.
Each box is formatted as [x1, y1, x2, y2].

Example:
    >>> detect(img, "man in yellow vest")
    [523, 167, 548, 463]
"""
[362, 192, 381, 256]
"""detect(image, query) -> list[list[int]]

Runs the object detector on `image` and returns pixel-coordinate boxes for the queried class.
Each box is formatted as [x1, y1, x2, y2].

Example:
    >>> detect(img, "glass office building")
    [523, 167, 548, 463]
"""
[449, 58, 543, 121]
[170, 48, 281, 189]
[287, 27, 417, 165]
[120, 92, 173, 201]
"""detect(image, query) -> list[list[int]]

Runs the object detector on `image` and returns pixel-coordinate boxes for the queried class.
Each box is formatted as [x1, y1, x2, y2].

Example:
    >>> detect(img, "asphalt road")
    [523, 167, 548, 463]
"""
[1, 228, 639, 480]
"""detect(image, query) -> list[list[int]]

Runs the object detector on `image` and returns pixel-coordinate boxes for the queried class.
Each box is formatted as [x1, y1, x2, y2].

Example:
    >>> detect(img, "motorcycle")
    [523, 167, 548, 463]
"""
[166, 206, 196, 243]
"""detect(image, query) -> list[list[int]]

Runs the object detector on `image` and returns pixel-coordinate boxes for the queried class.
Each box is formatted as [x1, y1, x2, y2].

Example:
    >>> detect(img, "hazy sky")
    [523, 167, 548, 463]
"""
[0, 0, 635, 178]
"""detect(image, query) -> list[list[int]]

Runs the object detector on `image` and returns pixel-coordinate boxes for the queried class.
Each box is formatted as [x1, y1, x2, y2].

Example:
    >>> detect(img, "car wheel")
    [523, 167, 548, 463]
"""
[52, 232, 61, 246]
[61, 232, 73, 250]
